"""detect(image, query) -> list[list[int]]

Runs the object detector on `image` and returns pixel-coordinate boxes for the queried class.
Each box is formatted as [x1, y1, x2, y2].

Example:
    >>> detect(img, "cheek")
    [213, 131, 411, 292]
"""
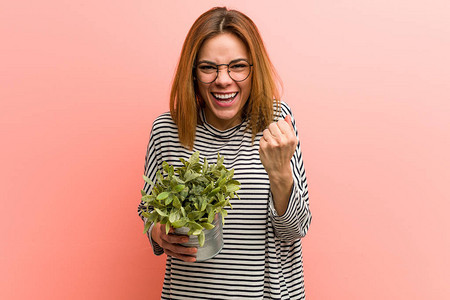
[240, 82, 252, 100]
[198, 84, 210, 99]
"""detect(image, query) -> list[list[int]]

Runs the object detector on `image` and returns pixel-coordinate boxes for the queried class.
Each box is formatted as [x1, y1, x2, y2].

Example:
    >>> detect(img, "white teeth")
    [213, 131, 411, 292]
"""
[213, 92, 237, 100]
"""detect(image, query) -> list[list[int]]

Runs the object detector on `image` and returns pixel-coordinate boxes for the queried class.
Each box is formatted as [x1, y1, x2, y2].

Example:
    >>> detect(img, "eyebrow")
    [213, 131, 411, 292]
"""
[197, 58, 248, 65]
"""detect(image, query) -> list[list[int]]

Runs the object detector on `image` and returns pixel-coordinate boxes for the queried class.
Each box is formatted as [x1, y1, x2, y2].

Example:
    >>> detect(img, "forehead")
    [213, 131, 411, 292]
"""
[197, 33, 249, 63]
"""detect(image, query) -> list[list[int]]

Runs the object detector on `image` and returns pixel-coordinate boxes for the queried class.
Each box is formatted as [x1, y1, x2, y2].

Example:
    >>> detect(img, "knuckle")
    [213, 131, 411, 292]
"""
[163, 235, 172, 243]
[163, 234, 176, 244]
[161, 236, 171, 246]
[160, 240, 170, 251]
[167, 234, 180, 244]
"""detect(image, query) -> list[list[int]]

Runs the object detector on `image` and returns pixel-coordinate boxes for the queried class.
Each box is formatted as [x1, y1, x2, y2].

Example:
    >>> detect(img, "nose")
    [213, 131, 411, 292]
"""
[214, 65, 233, 86]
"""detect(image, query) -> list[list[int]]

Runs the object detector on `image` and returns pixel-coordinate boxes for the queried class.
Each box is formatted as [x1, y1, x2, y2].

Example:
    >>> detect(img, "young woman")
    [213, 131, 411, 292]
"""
[138, 7, 312, 299]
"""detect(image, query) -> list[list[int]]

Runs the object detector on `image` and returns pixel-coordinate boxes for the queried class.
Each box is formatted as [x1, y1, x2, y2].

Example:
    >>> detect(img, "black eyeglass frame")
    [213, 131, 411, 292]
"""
[193, 59, 253, 84]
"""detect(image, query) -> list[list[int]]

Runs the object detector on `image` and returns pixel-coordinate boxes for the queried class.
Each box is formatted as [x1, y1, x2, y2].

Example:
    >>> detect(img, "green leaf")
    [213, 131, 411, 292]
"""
[216, 153, 224, 167]
[143, 221, 151, 234]
[154, 208, 168, 217]
[142, 175, 154, 186]
[184, 169, 201, 183]
[187, 211, 204, 220]
[165, 194, 173, 205]
[156, 192, 169, 201]
[208, 187, 221, 197]
[198, 231, 205, 247]
[227, 179, 240, 185]
[173, 184, 185, 193]
[220, 209, 228, 217]
[202, 157, 208, 174]
[141, 189, 147, 196]
[171, 218, 188, 228]
[162, 161, 169, 173]
[188, 151, 200, 165]
[140, 195, 151, 202]
[149, 210, 159, 222]
[201, 183, 213, 195]
[141, 211, 151, 218]
[227, 169, 234, 180]
[213, 200, 227, 209]
[188, 221, 203, 230]
[165, 223, 171, 234]
[217, 193, 225, 202]
[180, 188, 188, 199]
[200, 198, 207, 211]
[226, 184, 240, 193]
[156, 171, 163, 185]
[218, 177, 227, 188]
[173, 196, 181, 209]
[208, 210, 215, 223]
[200, 222, 215, 230]
[192, 229, 202, 236]
[169, 211, 178, 223]
[179, 157, 187, 166]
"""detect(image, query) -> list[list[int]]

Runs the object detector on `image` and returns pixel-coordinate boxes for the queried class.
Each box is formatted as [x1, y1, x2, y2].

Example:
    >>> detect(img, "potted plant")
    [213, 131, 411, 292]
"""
[139, 152, 240, 260]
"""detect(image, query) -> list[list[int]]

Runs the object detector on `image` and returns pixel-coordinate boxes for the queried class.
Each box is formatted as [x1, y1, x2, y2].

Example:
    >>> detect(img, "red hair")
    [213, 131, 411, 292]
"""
[170, 7, 281, 149]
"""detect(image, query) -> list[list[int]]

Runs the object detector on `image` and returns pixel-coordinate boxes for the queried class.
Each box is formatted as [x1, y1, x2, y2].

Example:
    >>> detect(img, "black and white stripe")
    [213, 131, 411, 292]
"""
[138, 101, 312, 299]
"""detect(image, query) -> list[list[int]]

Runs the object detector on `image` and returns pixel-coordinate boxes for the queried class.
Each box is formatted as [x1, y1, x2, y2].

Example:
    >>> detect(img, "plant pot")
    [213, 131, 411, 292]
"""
[174, 213, 223, 262]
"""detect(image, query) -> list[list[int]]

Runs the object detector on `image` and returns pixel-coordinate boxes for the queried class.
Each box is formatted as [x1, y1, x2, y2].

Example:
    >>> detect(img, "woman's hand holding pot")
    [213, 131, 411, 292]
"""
[152, 222, 197, 262]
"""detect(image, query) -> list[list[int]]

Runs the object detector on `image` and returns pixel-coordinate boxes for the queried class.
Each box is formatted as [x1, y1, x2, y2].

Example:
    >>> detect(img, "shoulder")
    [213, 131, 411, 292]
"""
[151, 112, 177, 135]
[280, 101, 294, 117]
[148, 112, 179, 144]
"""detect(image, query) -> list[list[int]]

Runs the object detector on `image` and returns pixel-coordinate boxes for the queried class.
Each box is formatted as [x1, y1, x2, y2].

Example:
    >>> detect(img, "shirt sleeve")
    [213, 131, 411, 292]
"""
[137, 118, 165, 256]
[268, 102, 312, 242]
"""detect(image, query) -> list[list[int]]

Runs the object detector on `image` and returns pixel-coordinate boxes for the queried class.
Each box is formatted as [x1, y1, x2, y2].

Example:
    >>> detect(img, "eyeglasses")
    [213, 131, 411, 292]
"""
[194, 59, 253, 84]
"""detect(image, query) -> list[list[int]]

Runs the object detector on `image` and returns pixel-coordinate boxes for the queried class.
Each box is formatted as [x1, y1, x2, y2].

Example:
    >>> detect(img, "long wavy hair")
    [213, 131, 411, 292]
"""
[170, 7, 281, 149]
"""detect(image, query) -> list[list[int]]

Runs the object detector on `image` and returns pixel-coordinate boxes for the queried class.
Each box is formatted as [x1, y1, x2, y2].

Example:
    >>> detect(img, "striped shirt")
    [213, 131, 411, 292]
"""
[138, 101, 312, 299]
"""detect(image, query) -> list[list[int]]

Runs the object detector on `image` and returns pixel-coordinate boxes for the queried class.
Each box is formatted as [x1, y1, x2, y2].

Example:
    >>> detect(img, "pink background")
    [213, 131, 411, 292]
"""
[1, 0, 449, 299]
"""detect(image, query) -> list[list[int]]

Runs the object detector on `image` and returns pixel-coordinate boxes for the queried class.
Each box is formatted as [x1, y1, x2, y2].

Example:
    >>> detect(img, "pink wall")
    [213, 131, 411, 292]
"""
[1, 0, 449, 299]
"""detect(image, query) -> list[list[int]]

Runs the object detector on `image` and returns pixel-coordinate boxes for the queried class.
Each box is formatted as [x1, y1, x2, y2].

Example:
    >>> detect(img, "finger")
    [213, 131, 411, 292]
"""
[163, 233, 190, 244]
[268, 122, 283, 139]
[259, 134, 266, 149]
[161, 238, 198, 256]
[158, 223, 175, 236]
[164, 248, 197, 262]
[284, 114, 292, 126]
[262, 128, 274, 143]
[160, 226, 189, 244]
[278, 116, 295, 136]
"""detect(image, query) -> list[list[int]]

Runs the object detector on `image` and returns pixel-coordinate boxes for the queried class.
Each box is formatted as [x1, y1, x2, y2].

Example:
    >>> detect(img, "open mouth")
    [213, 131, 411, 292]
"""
[211, 92, 238, 103]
